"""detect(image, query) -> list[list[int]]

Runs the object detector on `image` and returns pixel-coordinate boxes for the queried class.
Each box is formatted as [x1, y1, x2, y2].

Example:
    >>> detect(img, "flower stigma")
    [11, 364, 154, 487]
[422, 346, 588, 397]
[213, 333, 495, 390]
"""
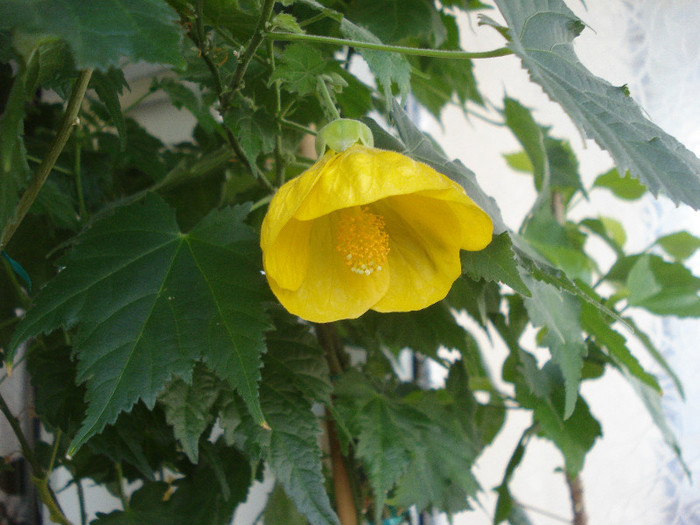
[335, 207, 390, 276]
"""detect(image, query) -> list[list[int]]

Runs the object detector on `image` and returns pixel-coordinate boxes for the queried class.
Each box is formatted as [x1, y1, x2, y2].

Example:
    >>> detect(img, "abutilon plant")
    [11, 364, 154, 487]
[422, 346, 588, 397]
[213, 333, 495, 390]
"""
[0, 1, 699, 525]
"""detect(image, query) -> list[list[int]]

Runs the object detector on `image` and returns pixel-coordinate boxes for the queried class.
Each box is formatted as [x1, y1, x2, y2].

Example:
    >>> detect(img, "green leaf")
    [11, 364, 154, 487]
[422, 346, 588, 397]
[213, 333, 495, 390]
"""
[523, 275, 586, 418]
[503, 151, 533, 174]
[580, 302, 659, 393]
[261, 320, 338, 525]
[624, 254, 700, 317]
[579, 217, 626, 255]
[270, 43, 328, 97]
[11, 194, 270, 454]
[393, 391, 480, 513]
[86, 402, 175, 480]
[95, 440, 253, 525]
[522, 206, 594, 283]
[271, 13, 305, 34]
[0, 67, 28, 234]
[159, 364, 221, 463]
[27, 344, 86, 435]
[340, 19, 411, 105]
[656, 231, 700, 262]
[345, 302, 470, 362]
[503, 97, 584, 199]
[347, 0, 437, 44]
[622, 369, 688, 476]
[409, 13, 482, 118]
[0, 0, 186, 69]
[92, 482, 175, 525]
[353, 392, 415, 519]
[503, 97, 546, 190]
[168, 440, 253, 525]
[335, 375, 480, 515]
[447, 276, 501, 328]
[495, 0, 700, 209]
[32, 179, 80, 231]
[225, 99, 276, 168]
[461, 232, 530, 296]
[264, 483, 309, 525]
[532, 366, 601, 475]
[91, 68, 129, 150]
[494, 428, 532, 524]
[592, 168, 647, 200]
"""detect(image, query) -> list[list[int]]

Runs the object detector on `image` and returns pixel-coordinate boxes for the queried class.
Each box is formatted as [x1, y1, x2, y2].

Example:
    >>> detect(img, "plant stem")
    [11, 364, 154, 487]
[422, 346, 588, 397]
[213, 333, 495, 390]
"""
[74, 137, 88, 221]
[566, 473, 587, 525]
[115, 463, 130, 512]
[76, 477, 87, 525]
[317, 78, 341, 121]
[192, 0, 275, 192]
[1, 68, 93, 251]
[314, 324, 358, 525]
[280, 118, 317, 136]
[265, 31, 514, 60]
[268, 39, 287, 187]
[326, 409, 358, 525]
[229, 0, 277, 98]
[0, 392, 74, 524]
[0, 392, 42, 475]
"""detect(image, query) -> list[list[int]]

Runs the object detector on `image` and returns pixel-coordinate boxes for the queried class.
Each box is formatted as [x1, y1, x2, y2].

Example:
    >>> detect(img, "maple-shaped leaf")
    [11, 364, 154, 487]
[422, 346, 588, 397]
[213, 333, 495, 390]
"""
[261, 321, 338, 525]
[159, 364, 222, 463]
[10, 194, 270, 455]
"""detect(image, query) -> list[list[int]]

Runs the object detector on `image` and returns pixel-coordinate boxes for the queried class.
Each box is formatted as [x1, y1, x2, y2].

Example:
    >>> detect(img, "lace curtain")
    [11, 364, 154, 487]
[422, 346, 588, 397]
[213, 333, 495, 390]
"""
[615, 1, 700, 523]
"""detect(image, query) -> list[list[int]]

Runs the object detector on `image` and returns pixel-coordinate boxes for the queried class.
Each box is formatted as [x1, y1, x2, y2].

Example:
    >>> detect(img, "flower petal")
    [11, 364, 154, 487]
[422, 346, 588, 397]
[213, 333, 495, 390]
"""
[370, 195, 463, 312]
[260, 151, 334, 252]
[263, 217, 313, 291]
[294, 146, 470, 221]
[266, 212, 390, 323]
[410, 188, 494, 251]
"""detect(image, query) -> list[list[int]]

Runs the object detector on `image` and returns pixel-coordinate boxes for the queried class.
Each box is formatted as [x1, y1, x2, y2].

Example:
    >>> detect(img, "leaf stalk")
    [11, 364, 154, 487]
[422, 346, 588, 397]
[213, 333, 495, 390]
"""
[265, 31, 514, 60]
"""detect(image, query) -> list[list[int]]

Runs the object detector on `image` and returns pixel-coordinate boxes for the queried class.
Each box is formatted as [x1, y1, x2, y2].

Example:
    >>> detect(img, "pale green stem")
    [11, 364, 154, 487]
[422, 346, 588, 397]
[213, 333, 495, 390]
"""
[265, 31, 514, 60]
[317, 78, 341, 120]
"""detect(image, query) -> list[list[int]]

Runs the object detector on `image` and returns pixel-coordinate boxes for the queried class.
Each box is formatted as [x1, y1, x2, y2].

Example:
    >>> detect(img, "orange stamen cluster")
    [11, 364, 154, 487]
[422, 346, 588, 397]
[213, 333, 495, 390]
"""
[336, 207, 390, 276]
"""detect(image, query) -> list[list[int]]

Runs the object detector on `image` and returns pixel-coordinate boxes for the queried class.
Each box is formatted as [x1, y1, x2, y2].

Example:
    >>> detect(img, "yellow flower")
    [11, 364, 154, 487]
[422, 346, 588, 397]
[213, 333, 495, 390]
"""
[260, 144, 493, 323]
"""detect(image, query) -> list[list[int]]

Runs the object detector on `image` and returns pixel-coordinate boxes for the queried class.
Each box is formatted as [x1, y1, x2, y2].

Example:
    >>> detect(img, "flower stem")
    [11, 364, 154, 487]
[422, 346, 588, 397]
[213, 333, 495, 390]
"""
[317, 78, 341, 121]
[265, 31, 514, 60]
[1, 68, 93, 251]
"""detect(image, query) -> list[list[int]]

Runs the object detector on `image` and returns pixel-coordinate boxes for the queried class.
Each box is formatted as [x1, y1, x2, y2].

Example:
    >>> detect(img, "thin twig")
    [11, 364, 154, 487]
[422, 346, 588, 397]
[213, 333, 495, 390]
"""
[1, 68, 93, 251]
[229, 0, 277, 99]
[0, 393, 73, 524]
[268, 39, 287, 187]
[191, 0, 275, 191]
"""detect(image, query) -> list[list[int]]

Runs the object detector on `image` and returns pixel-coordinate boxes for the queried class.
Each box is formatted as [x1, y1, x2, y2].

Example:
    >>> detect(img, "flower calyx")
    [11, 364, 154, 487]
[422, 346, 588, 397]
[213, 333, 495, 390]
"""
[315, 118, 374, 157]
